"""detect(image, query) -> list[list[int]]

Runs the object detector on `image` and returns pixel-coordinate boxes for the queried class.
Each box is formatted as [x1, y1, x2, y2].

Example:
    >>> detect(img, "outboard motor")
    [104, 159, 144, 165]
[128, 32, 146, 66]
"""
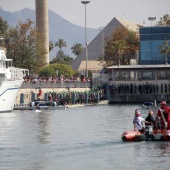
[145, 125, 153, 141]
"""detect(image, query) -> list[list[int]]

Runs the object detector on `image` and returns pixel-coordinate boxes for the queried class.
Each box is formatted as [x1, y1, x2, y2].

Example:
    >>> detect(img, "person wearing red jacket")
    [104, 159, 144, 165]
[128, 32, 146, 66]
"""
[156, 101, 170, 130]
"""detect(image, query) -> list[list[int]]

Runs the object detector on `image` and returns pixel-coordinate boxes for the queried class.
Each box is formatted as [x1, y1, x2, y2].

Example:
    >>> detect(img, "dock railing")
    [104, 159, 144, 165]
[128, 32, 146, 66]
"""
[20, 81, 92, 89]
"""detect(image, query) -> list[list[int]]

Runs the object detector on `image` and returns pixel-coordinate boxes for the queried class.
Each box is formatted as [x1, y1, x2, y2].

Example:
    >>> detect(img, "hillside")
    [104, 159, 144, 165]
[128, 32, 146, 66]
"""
[0, 7, 99, 60]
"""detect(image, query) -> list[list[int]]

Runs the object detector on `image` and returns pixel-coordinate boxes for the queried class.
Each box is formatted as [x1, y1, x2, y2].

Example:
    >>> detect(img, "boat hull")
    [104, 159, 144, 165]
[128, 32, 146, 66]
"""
[0, 80, 23, 112]
[121, 130, 145, 142]
[122, 129, 170, 142]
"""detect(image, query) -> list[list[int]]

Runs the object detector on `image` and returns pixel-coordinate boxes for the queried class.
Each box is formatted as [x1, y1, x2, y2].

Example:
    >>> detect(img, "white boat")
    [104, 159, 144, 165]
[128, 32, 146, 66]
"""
[0, 38, 28, 112]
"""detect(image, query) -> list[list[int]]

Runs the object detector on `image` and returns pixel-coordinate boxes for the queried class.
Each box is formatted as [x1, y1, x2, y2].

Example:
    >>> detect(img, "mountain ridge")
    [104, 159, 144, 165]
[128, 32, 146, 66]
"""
[0, 7, 99, 60]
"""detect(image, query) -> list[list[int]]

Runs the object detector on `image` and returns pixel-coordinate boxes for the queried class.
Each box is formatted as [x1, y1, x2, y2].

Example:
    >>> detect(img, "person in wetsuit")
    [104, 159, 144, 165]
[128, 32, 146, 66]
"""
[145, 110, 155, 125]
[36, 104, 41, 110]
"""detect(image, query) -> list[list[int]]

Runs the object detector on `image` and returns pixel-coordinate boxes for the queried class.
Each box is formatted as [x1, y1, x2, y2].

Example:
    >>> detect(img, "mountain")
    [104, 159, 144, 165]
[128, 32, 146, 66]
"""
[0, 7, 99, 61]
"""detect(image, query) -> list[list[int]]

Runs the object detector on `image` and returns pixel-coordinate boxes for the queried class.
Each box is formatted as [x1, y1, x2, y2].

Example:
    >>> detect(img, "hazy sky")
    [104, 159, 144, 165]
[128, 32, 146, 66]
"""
[0, 0, 170, 28]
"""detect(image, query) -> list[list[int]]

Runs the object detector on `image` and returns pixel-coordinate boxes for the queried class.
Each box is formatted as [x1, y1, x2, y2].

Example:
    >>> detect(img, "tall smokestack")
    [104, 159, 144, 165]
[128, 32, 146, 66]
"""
[35, 0, 49, 64]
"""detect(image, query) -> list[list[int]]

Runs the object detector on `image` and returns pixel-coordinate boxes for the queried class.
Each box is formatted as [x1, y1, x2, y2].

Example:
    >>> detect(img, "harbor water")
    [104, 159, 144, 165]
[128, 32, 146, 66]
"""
[0, 104, 170, 170]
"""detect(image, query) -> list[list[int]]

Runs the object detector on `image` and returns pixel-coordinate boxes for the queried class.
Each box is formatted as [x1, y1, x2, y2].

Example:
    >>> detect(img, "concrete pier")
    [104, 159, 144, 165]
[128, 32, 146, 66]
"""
[15, 88, 90, 106]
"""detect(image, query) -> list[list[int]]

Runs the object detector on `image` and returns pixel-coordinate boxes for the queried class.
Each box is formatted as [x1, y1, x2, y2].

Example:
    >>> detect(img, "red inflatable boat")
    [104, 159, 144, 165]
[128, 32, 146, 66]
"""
[121, 127, 170, 142]
[121, 102, 170, 142]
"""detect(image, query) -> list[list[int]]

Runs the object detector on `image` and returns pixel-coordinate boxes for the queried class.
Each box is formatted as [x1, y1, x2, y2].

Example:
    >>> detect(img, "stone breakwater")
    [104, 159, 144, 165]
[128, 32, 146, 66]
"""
[15, 88, 90, 105]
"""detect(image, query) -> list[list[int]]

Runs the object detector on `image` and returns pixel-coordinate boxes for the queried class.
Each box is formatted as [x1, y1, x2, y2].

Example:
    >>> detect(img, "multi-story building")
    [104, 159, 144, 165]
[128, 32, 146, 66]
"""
[102, 26, 170, 103]
[140, 26, 170, 65]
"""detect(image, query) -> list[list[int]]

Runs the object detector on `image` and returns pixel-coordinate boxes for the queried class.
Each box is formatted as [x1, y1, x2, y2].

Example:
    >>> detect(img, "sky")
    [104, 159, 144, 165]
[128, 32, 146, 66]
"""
[0, 0, 170, 28]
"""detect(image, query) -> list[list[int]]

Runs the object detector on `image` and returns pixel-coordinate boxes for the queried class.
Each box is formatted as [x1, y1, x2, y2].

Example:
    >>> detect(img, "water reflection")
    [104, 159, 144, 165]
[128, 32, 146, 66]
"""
[155, 142, 170, 157]
[37, 112, 50, 144]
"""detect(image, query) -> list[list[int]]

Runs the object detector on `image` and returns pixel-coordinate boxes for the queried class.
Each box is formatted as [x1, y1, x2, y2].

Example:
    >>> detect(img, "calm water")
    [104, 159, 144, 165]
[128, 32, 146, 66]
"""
[0, 104, 170, 170]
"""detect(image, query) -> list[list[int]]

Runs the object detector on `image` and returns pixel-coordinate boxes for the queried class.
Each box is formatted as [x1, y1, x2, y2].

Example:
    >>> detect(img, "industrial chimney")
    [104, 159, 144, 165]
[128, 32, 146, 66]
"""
[35, 0, 49, 64]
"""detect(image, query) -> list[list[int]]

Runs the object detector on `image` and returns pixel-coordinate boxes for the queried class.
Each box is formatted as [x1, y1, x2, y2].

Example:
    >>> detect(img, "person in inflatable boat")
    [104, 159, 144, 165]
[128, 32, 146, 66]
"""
[133, 111, 150, 132]
[36, 104, 41, 110]
[156, 101, 170, 130]
[145, 110, 155, 125]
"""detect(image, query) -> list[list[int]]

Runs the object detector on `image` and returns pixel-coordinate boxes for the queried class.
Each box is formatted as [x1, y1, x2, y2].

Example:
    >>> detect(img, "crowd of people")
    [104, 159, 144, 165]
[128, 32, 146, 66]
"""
[21, 75, 93, 89]
[106, 82, 170, 95]
[29, 83, 105, 107]
[23, 75, 92, 84]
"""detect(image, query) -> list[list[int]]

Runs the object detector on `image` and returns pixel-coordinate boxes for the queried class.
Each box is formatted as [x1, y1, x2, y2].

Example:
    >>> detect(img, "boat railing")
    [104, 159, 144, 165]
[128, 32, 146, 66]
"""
[7, 67, 29, 81]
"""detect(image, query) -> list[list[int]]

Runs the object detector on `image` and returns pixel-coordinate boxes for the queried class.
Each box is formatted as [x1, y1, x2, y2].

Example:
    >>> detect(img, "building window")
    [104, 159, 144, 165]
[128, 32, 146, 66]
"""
[157, 71, 166, 79]
[167, 71, 170, 79]
[138, 71, 154, 80]
[114, 71, 130, 80]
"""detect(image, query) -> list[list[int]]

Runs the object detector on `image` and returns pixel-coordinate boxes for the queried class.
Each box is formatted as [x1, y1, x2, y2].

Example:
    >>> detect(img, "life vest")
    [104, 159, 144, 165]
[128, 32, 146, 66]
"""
[164, 107, 170, 114]
[158, 107, 170, 130]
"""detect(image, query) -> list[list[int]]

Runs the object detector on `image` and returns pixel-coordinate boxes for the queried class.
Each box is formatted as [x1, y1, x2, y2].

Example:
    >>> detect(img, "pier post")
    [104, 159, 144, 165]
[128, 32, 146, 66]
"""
[85, 93, 89, 104]
[31, 92, 36, 101]
[97, 92, 100, 103]
[106, 90, 110, 100]
[20, 93, 25, 106]
[44, 93, 48, 101]
[72, 92, 76, 104]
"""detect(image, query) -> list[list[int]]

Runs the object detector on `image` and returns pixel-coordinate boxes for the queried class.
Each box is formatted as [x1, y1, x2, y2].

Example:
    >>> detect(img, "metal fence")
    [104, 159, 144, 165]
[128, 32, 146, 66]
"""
[109, 94, 170, 104]
[92, 73, 108, 86]
[20, 81, 92, 89]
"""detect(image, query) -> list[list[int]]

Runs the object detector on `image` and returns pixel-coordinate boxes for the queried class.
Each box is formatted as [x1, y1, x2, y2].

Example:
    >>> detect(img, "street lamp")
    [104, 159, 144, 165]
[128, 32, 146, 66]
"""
[81, 1, 90, 78]
[148, 17, 156, 26]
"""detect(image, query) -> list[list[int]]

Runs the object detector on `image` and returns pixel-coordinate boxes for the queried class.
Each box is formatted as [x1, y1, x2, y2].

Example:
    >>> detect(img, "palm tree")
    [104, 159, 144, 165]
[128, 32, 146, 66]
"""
[111, 40, 126, 65]
[49, 41, 54, 52]
[159, 39, 170, 65]
[55, 39, 67, 61]
[71, 43, 84, 56]
[103, 26, 139, 66]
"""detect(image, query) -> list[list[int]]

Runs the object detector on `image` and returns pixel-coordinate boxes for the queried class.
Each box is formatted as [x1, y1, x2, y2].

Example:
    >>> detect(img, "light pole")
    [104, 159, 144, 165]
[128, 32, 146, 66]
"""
[148, 17, 156, 27]
[81, 1, 90, 78]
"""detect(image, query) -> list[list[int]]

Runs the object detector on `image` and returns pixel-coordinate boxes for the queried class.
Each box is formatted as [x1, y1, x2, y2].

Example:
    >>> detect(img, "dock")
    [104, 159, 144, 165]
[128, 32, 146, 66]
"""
[14, 105, 66, 111]
[13, 100, 109, 111]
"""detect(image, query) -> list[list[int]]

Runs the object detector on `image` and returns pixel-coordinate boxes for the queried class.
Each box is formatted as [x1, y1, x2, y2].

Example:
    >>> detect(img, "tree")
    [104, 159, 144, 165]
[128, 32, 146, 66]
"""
[159, 39, 170, 64]
[102, 26, 139, 66]
[156, 14, 170, 26]
[0, 16, 8, 37]
[50, 52, 73, 65]
[5, 19, 46, 73]
[39, 63, 76, 77]
[38, 66, 56, 77]
[62, 55, 73, 65]
[111, 40, 126, 66]
[71, 43, 84, 56]
[49, 41, 54, 52]
[55, 39, 67, 61]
